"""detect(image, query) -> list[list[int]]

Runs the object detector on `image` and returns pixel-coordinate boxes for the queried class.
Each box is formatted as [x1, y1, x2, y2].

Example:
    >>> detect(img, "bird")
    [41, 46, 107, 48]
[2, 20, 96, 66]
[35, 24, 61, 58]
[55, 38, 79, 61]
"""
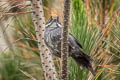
[44, 14, 96, 76]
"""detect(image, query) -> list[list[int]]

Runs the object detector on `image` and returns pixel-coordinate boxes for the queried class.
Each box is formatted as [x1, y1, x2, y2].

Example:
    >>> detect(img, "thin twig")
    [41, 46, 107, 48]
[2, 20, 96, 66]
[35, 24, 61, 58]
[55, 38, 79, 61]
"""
[61, 0, 71, 80]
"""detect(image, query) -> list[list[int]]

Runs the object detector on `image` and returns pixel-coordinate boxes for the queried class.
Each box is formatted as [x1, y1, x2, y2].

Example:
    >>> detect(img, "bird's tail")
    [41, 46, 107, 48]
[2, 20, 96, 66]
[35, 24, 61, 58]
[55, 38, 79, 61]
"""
[71, 50, 96, 76]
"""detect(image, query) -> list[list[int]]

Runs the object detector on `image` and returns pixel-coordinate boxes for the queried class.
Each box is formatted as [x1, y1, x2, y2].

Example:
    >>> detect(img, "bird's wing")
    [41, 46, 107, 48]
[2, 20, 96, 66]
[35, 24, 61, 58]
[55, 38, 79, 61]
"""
[68, 33, 83, 49]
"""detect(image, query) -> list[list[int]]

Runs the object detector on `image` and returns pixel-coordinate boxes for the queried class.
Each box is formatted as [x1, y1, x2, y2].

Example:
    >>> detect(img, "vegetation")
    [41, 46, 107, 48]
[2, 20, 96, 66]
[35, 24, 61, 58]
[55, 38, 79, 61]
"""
[0, 0, 120, 80]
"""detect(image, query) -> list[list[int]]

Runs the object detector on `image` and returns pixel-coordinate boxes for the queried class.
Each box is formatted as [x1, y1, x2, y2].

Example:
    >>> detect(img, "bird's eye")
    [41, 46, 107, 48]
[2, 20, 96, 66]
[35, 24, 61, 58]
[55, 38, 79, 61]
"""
[48, 16, 53, 22]
[46, 16, 53, 24]
[56, 16, 59, 21]
[56, 16, 61, 24]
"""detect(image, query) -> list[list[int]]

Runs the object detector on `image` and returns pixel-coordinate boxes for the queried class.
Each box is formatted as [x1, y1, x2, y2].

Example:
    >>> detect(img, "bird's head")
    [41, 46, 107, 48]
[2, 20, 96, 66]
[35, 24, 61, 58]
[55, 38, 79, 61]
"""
[45, 14, 61, 28]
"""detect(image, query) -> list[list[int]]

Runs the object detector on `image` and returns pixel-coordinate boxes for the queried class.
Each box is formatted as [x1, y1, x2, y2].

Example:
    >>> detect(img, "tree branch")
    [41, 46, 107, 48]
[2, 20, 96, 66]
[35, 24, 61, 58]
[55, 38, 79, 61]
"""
[61, 0, 71, 80]
[31, 0, 58, 80]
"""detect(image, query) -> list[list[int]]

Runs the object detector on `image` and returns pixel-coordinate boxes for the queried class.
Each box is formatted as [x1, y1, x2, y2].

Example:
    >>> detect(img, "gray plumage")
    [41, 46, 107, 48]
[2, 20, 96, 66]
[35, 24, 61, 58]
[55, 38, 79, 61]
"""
[44, 16, 95, 76]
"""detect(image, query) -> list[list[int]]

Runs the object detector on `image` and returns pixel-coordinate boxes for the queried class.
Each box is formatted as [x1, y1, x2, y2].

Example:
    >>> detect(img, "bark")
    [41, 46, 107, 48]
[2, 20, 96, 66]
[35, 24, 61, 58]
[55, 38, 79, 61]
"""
[61, 0, 71, 80]
[31, 0, 58, 80]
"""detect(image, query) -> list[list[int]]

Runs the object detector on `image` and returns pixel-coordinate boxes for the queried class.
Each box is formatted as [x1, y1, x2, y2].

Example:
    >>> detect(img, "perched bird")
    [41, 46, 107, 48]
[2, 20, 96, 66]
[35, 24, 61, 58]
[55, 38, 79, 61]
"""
[44, 15, 95, 76]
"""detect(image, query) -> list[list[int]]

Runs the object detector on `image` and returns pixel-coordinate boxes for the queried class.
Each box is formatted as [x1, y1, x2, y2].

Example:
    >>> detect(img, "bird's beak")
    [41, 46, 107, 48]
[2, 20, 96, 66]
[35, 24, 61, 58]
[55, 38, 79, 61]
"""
[51, 13, 58, 18]
[51, 13, 59, 22]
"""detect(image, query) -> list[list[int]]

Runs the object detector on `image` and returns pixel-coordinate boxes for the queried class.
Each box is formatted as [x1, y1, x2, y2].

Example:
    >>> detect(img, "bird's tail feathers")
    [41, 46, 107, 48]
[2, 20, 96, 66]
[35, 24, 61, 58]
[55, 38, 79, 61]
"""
[71, 50, 95, 76]
[87, 65, 96, 76]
